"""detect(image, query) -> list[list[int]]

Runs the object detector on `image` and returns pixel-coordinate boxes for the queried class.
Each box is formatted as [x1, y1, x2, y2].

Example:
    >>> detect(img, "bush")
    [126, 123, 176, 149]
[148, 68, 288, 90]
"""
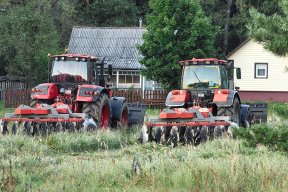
[233, 123, 288, 152]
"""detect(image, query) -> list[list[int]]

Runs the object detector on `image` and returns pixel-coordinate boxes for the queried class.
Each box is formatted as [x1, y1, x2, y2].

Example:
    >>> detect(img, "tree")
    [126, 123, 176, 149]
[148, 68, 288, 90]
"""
[232, 0, 280, 44]
[77, 0, 141, 27]
[247, 0, 288, 56]
[137, 0, 218, 89]
[0, 0, 77, 86]
[200, 0, 281, 57]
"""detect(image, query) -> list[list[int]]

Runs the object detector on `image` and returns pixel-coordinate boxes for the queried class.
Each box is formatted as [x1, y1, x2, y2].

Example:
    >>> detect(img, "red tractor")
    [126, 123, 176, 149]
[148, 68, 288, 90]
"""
[1, 54, 145, 135]
[139, 58, 267, 146]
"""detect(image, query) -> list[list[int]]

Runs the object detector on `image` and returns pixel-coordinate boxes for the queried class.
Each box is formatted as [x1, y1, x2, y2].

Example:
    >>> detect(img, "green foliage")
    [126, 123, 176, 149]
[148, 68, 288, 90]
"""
[0, 0, 77, 86]
[247, 0, 288, 56]
[77, 0, 142, 27]
[270, 102, 288, 118]
[234, 123, 288, 152]
[231, 0, 280, 42]
[1, 132, 288, 191]
[138, 0, 218, 89]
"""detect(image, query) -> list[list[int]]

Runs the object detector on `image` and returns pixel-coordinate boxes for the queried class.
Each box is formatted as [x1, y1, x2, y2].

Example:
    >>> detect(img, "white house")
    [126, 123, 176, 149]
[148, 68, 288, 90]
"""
[226, 39, 288, 102]
[67, 27, 161, 90]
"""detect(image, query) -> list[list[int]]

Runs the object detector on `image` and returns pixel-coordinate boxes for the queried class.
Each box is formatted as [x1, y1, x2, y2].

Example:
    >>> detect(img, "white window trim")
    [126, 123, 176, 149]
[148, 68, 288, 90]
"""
[255, 63, 268, 78]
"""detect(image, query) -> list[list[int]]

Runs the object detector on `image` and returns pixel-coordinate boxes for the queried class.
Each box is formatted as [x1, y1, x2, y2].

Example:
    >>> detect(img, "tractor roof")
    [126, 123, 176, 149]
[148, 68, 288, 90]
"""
[179, 58, 228, 65]
[50, 54, 98, 61]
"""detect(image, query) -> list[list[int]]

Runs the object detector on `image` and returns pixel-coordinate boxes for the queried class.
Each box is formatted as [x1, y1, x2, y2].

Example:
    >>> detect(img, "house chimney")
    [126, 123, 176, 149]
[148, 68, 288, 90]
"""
[139, 18, 142, 28]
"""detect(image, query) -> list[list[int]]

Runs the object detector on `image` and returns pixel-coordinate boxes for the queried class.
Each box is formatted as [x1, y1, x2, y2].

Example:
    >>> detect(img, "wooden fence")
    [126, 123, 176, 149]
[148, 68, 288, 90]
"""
[4, 89, 31, 108]
[4, 89, 170, 108]
[0, 80, 26, 100]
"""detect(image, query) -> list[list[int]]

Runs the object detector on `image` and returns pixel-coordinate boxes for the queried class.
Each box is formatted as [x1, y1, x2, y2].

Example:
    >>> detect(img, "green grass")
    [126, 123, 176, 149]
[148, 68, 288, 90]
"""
[0, 101, 14, 118]
[1, 101, 288, 191]
[1, 130, 288, 191]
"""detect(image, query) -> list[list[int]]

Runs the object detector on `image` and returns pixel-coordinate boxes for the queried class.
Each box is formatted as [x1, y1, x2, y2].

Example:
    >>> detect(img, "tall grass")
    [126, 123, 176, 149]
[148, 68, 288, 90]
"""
[1, 101, 288, 191]
[1, 128, 288, 191]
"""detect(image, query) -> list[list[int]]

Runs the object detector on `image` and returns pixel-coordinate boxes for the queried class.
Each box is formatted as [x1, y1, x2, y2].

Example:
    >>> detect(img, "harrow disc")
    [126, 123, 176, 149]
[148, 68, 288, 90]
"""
[11, 122, 18, 134]
[170, 126, 179, 148]
[139, 124, 149, 144]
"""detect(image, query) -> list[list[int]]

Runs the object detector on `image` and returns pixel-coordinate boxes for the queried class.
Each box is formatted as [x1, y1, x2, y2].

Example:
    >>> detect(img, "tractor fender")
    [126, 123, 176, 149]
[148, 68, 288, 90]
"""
[240, 104, 250, 126]
[165, 90, 190, 107]
[213, 90, 241, 107]
[76, 85, 109, 102]
[31, 83, 58, 100]
[110, 96, 126, 119]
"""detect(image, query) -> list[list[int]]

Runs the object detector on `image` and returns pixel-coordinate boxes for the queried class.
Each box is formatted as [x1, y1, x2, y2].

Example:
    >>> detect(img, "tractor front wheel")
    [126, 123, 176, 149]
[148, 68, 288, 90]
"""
[83, 93, 112, 129]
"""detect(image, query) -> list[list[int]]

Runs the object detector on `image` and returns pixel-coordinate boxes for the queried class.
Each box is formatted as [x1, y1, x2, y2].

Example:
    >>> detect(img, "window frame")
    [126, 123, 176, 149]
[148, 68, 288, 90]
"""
[254, 63, 268, 79]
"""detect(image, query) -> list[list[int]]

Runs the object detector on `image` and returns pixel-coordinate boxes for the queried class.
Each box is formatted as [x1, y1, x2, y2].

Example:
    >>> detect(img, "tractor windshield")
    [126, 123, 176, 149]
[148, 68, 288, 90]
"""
[52, 60, 88, 83]
[182, 65, 221, 89]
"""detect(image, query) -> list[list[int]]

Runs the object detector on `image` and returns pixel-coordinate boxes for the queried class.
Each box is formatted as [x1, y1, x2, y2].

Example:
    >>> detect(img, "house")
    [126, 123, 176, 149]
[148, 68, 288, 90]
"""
[226, 39, 288, 102]
[67, 27, 161, 90]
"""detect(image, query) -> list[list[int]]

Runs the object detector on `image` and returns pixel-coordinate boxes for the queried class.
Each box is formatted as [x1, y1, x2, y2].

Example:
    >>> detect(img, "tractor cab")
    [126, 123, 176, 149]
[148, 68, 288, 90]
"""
[50, 54, 103, 85]
[181, 59, 229, 90]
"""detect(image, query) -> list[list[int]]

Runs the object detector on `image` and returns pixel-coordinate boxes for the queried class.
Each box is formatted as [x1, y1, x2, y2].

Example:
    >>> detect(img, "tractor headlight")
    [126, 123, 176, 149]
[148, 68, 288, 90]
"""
[82, 58, 86, 62]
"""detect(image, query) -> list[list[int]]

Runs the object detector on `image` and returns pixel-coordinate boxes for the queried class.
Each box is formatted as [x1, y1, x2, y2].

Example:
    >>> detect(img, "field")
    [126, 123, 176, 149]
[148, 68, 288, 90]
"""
[1, 101, 288, 191]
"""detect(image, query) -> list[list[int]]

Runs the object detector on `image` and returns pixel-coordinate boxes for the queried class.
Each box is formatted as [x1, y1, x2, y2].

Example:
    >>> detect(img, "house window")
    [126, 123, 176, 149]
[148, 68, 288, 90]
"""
[103, 71, 117, 87]
[118, 70, 140, 88]
[255, 63, 268, 78]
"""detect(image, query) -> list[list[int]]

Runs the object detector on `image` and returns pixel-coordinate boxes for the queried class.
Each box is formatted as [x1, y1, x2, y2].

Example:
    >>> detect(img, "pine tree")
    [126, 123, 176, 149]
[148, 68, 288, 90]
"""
[247, 0, 288, 56]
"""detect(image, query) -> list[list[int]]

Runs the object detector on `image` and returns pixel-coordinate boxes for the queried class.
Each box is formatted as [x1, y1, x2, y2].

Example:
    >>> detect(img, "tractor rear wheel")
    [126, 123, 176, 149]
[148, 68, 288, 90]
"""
[217, 97, 241, 126]
[83, 93, 111, 129]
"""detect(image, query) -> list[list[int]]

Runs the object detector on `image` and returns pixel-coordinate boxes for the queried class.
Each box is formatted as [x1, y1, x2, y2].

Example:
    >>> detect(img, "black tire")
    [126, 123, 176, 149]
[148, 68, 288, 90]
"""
[82, 93, 112, 129]
[217, 97, 241, 126]
[112, 102, 129, 129]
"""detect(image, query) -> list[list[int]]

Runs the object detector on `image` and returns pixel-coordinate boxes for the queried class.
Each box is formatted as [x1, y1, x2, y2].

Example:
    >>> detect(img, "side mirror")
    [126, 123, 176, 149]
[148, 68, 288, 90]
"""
[108, 64, 113, 76]
[236, 68, 241, 79]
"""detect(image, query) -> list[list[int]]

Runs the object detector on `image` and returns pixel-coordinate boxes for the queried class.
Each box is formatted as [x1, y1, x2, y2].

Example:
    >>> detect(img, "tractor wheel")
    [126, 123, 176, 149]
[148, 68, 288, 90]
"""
[217, 97, 241, 126]
[112, 102, 128, 129]
[82, 93, 112, 129]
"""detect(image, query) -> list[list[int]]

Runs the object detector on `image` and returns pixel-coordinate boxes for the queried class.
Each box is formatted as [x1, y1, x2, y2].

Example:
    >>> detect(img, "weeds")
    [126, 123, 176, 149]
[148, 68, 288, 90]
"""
[0, 101, 288, 190]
